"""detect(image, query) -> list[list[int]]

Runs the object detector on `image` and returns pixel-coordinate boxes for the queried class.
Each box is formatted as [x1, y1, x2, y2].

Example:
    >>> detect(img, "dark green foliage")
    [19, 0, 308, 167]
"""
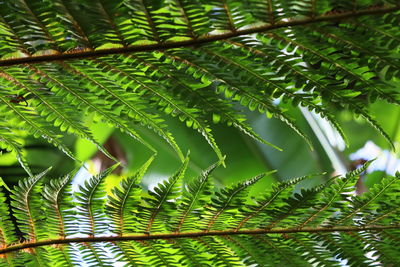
[1, 1, 400, 266]
[1, 159, 399, 266]
[0, 0, 399, 169]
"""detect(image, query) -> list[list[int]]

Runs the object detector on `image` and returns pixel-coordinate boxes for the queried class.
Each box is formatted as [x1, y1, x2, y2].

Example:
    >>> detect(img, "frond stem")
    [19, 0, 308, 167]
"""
[0, 4, 398, 66]
[221, 0, 236, 32]
[267, 0, 274, 24]
[1, 225, 399, 254]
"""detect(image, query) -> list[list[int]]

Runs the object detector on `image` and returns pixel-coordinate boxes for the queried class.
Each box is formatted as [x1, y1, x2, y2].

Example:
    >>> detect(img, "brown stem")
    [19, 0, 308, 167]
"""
[0, 4, 398, 67]
[1, 225, 399, 254]
[221, 0, 236, 32]
[267, 0, 274, 24]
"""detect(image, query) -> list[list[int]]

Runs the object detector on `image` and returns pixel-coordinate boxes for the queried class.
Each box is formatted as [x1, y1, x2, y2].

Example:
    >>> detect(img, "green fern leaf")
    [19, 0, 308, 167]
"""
[10, 168, 51, 241]
[0, 188, 16, 246]
[75, 165, 118, 236]
[106, 156, 154, 235]
[172, 159, 222, 232]
[298, 161, 372, 228]
[235, 174, 314, 230]
[0, 159, 400, 266]
[201, 172, 268, 231]
[138, 156, 189, 233]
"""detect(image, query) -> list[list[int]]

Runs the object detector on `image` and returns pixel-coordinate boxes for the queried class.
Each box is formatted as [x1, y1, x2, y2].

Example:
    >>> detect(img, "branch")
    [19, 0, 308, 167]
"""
[0, 4, 398, 67]
[1, 225, 399, 254]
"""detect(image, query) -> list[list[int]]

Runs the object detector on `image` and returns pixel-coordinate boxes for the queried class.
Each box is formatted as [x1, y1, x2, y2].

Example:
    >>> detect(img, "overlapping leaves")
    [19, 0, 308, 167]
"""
[0, 1, 400, 171]
[0, 159, 399, 266]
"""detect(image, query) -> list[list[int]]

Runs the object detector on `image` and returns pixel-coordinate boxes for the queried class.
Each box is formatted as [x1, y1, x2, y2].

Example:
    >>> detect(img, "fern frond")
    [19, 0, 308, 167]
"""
[139, 240, 178, 266]
[0, 128, 32, 177]
[76, 242, 112, 267]
[121, 52, 280, 150]
[138, 156, 189, 233]
[251, 234, 311, 265]
[0, 188, 17, 246]
[2, 158, 399, 265]
[90, 57, 185, 160]
[10, 168, 51, 241]
[234, 174, 313, 230]
[74, 165, 118, 236]
[172, 238, 210, 266]
[30, 63, 157, 155]
[106, 156, 154, 235]
[164, 50, 311, 148]
[275, 27, 400, 104]
[0, 94, 77, 162]
[201, 172, 267, 231]
[65, 59, 193, 160]
[87, 55, 225, 162]
[220, 235, 268, 266]
[110, 241, 143, 266]
[44, 244, 74, 267]
[283, 232, 335, 266]
[196, 236, 242, 266]
[198, 44, 339, 148]
[42, 173, 75, 238]
[0, 1, 400, 264]
[0, 1, 399, 169]
[172, 160, 222, 232]
[312, 24, 400, 78]
[298, 161, 371, 228]
[376, 230, 400, 265]
[333, 172, 400, 226]
[0, 67, 118, 162]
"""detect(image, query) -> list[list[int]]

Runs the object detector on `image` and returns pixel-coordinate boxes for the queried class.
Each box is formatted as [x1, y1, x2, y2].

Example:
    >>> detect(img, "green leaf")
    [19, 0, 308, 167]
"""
[0, 177, 10, 192]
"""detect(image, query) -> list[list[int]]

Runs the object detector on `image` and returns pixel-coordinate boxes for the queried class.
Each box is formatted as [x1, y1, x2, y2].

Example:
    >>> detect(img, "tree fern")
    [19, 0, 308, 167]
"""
[0, 0, 399, 169]
[1, 158, 399, 266]
[1, 1, 400, 265]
